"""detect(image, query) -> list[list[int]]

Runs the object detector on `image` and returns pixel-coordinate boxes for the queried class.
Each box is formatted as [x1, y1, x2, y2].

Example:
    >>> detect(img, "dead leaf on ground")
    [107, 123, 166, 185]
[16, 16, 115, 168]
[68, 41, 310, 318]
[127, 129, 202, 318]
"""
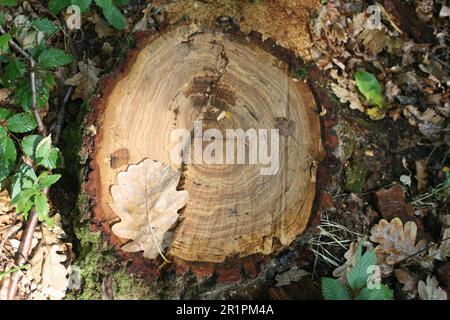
[65, 60, 101, 101]
[418, 276, 448, 300]
[370, 218, 430, 275]
[275, 267, 309, 287]
[394, 269, 418, 299]
[111, 159, 189, 260]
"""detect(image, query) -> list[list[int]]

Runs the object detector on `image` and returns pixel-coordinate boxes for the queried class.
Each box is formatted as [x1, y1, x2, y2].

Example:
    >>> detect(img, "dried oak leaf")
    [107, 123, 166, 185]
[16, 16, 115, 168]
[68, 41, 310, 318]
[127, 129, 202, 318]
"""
[65, 60, 101, 101]
[418, 276, 448, 300]
[28, 242, 69, 300]
[394, 269, 418, 299]
[111, 159, 189, 260]
[370, 218, 430, 275]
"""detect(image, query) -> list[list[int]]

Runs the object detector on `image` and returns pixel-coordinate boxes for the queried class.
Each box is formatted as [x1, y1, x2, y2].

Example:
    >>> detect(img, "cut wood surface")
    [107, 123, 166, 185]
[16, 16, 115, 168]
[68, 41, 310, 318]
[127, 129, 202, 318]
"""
[91, 25, 322, 263]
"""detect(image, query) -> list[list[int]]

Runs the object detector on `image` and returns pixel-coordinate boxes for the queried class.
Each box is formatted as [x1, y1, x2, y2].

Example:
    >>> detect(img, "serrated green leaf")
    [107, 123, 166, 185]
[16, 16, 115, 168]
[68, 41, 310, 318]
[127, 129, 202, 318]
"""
[354, 71, 384, 108]
[321, 278, 351, 300]
[0, 108, 13, 120]
[10, 163, 37, 199]
[21, 134, 44, 160]
[34, 191, 50, 222]
[7, 113, 37, 133]
[38, 48, 72, 69]
[35, 135, 63, 169]
[48, 0, 71, 15]
[0, 0, 17, 7]
[37, 173, 61, 189]
[0, 126, 16, 182]
[1, 59, 26, 87]
[346, 241, 377, 290]
[14, 188, 36, 217]
[71, 0, 92, 12]
[31, 18, 59, 36]
[0, 33, 11, 53]
[356, 284, 393, 300]
[15, 72, 55, 111]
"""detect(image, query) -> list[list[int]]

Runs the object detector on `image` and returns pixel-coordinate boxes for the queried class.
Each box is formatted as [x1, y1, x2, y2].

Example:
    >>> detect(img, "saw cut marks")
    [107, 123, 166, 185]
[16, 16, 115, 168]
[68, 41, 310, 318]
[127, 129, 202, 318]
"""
[93, 25, 322, 263]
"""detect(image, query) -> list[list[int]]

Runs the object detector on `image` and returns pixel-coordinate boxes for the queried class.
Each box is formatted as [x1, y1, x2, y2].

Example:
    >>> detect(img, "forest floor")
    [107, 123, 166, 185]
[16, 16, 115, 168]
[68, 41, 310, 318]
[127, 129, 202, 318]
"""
[0, 0, 449, 300]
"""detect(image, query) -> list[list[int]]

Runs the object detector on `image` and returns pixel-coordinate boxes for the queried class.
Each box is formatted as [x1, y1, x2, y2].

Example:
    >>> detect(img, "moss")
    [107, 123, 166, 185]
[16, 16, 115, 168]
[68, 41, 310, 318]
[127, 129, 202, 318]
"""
[345, 158, 368, 194]
[336, 120, 358, 162]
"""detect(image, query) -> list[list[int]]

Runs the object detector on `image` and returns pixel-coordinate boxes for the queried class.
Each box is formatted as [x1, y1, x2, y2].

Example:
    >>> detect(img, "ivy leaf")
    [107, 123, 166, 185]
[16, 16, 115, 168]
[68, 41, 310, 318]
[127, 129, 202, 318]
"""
[48, 0, 71, 15]
[32, 18, 59, 36]
[356, 285, 393, 300]
[71, 0, 92, 12]
[321, 278, 351, 300]
[354, 71, 384, 108]
[7, 113, 37, 133]
[37, 172, 61, 189]
[21, 134, 44, 160]
[346, 240, 377, 290]
[0, 126, 16, 182]
[0, 0, 17, 7]
[38, 48, 72, 69]
[34, 191, 50, 223]
[0, 33, 11, 53]
[35, 135, 63, 169]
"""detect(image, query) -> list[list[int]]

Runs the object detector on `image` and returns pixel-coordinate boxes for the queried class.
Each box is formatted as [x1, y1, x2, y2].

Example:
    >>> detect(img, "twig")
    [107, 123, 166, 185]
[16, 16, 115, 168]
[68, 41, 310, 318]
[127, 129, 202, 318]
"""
[0, 26, 49, 300]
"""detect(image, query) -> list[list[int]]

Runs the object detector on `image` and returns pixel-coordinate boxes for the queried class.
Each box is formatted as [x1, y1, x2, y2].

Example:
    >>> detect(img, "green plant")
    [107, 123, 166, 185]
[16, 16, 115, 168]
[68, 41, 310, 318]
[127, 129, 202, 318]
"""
[48, 0, 128, 30]
[0, 5, 69, 225]
[354, 70, 385, 119]
[321, 240, 393, 300]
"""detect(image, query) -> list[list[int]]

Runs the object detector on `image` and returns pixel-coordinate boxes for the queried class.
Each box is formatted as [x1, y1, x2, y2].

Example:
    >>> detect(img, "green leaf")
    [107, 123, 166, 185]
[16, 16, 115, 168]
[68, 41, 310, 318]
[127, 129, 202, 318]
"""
[346, 241, 377, 290]
[15, 72, 55, 111]
[10, 164, 37, 199]
[321, 278, 351, 300]
[0, 108, 13, 120]
[21, 134, 44, 159]
[0, 33, 11, 53]
[12, 187, 37, 218]
[103, 5, 126, 30]
[0, 0, 17, 7]
[0, 13, 4, 27]
[356, 285, 393, 300]
[35, 135, 63, 169]
[354, 71, 384, 108]
[96, 0, 126, 30]
[1, 59, 26, 87]
[32, 18, 59, 36]
[0, 127, 16, 182]
[48, 0, 71, 15]
[37, 173, 61, 189]
[113, 0, 128, 5]
[7, 113, 37, 133]
[95, 0, 111, 10]
[38, 48, 72, 69]
[71, 0, 92, 12]
[34, 191, 50, 222]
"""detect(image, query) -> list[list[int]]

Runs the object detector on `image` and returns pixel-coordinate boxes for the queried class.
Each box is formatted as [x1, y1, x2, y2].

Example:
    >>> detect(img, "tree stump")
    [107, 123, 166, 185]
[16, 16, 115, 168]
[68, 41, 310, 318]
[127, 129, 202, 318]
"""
[88, 24, 323, 275]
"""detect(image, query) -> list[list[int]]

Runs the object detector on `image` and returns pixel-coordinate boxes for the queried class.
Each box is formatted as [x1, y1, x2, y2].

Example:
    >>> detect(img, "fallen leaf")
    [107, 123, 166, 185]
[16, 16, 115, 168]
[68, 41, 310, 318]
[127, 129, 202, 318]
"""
[275, 267, 309, 287]
[332, 241, 358, 279]
[418, 276, 448, 300]
[370, 218, 430, 275]
[394, 269, 418, 299]
[111, 159, 189, 260]
[65, 60, 101, 101]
